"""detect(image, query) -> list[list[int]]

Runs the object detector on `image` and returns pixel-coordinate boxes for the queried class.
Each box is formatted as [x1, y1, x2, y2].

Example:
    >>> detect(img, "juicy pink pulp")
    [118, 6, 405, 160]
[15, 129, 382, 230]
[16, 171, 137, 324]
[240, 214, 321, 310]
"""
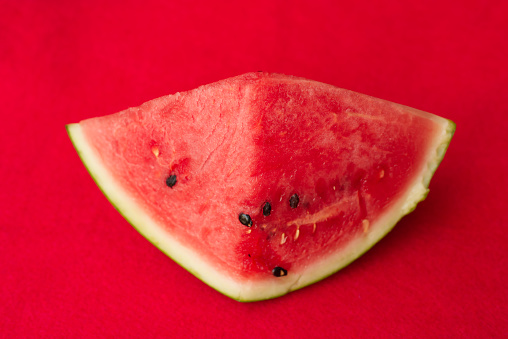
[80, 73, 440, 282]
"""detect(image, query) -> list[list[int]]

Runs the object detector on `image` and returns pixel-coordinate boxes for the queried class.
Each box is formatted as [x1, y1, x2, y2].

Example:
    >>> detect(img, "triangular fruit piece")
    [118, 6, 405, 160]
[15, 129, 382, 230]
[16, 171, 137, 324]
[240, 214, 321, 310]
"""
[67, 73, 455, 301]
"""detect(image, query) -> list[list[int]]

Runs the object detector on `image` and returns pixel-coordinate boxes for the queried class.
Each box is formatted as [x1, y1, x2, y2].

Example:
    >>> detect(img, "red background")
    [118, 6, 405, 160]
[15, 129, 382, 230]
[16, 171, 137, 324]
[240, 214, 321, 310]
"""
[1, 0, 507, 337]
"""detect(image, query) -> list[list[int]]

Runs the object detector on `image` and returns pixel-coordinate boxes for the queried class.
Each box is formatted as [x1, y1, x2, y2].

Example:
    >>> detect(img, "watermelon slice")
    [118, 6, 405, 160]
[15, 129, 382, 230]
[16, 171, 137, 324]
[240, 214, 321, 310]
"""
[67, 73, 455, 301]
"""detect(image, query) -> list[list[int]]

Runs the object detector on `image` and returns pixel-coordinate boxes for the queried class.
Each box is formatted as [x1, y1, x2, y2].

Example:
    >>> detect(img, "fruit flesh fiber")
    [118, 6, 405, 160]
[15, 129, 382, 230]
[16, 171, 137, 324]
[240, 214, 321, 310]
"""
[237, 77, 441, 277]
[72, 73, 454, 300]
[80, 77, 258, 279]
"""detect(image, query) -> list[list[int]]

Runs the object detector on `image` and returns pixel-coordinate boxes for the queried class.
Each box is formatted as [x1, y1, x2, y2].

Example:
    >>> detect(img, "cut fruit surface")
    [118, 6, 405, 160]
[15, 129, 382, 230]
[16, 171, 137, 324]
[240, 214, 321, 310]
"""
[67, 72, 455, 301]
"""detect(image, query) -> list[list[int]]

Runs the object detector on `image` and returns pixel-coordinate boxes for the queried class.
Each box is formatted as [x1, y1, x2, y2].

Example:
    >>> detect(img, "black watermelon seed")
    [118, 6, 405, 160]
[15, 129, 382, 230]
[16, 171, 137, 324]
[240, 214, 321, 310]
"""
[166, 174, 177, 188]
[272, 267, 288, 277]
[239, 213, 253, 227]
[262, 202, 272, 216]
[289, 194, 299, 208]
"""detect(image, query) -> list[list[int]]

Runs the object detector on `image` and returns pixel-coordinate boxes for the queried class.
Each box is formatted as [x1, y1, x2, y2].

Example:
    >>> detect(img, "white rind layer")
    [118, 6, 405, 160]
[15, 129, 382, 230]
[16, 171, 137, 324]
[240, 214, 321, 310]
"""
[67, 111, 455, 302]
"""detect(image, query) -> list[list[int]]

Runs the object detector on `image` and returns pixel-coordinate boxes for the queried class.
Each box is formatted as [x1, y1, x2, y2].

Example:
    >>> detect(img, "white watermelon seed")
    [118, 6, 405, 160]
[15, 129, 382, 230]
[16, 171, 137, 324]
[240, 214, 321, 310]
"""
[362, 219, 370, 233]
[151, 145, 160, 157]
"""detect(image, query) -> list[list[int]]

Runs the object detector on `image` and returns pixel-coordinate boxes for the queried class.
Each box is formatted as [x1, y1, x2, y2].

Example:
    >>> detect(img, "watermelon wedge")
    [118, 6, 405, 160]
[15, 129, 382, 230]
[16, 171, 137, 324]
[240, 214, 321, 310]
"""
[67, 73, 455, 301]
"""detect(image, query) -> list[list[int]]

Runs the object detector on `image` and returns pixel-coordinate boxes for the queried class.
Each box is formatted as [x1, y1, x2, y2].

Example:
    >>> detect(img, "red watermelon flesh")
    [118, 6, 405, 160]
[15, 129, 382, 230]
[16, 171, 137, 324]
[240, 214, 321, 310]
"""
[67, 73, 455, 301]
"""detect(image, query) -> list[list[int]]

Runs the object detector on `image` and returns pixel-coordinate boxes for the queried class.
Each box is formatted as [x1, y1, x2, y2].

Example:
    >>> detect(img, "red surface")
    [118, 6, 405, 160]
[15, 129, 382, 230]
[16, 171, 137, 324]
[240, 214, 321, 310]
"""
[1, 0, 506, 337]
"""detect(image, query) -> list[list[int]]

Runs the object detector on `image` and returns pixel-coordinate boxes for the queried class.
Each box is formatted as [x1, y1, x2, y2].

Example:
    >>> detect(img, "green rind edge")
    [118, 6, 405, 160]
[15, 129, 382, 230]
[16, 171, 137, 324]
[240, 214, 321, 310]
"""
[242, 118, 456, 301]
[279, 119, 457, 299]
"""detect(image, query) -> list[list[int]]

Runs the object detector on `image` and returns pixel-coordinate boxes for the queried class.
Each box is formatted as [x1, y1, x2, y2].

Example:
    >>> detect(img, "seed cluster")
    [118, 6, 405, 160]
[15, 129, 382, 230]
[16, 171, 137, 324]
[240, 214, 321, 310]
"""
[239, 193, 303, 277]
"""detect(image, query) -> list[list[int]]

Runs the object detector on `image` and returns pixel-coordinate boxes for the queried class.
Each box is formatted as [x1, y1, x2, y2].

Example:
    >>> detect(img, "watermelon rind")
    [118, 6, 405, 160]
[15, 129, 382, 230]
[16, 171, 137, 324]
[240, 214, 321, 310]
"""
[67, 98, 455, 302]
